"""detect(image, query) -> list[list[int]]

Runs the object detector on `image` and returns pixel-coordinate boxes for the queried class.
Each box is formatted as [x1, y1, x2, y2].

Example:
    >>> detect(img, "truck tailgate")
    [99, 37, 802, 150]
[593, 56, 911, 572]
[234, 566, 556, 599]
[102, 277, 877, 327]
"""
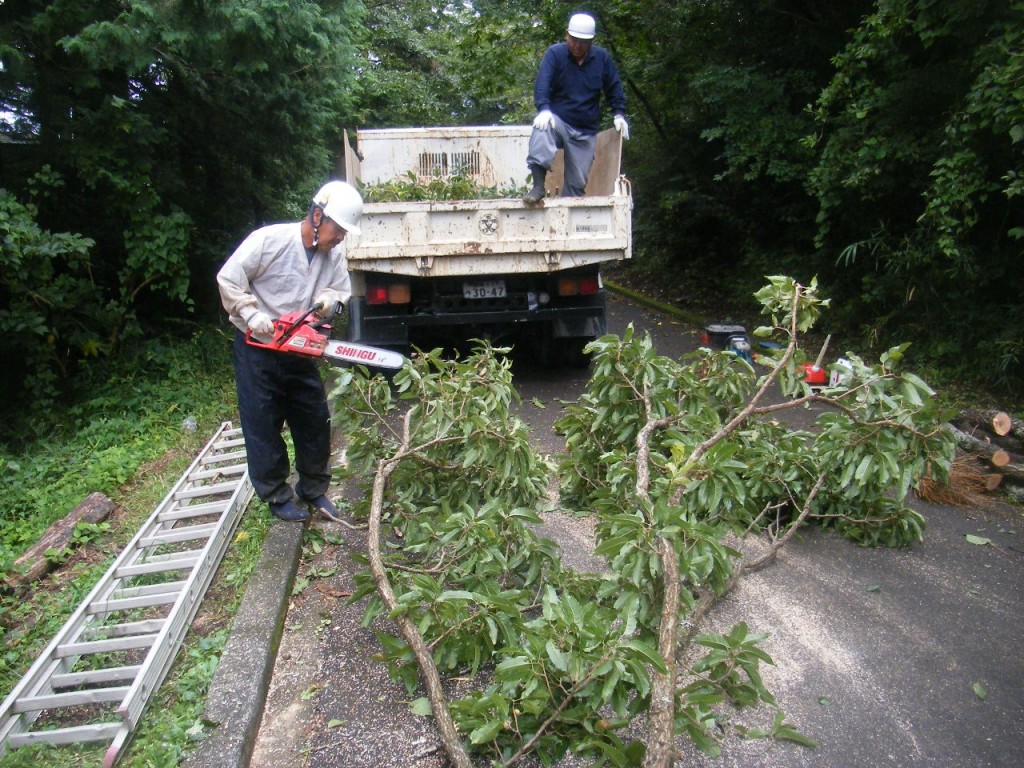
[347, 188, 632, 277]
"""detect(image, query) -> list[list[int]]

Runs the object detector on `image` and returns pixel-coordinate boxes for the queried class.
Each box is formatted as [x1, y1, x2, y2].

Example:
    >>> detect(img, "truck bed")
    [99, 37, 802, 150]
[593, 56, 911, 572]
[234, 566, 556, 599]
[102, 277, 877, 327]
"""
[349, 190, 632, 277]
[340, 125, 632, 361]
[343, 125, 631, 277]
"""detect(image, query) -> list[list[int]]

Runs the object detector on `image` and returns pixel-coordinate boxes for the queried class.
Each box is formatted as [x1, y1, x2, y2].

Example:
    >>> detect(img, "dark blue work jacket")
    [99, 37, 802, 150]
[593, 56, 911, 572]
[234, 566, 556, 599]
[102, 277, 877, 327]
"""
[533, 43, 627, 134]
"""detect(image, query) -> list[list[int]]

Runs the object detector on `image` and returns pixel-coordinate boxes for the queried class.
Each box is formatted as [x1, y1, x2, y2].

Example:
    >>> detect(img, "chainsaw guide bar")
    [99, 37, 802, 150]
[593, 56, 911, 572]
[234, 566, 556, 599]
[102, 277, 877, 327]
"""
[245, 305, 407, 370]
[322, 340, 406, 369]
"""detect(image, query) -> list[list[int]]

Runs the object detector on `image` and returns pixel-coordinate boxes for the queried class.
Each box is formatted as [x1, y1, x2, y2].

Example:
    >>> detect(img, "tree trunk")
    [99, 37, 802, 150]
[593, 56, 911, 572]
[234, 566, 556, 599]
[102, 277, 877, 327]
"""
[645, 536, 680, 768]
[4, 492, 114, 590]
[367, 454, 473, 768]
[945, 423, 1015, 467]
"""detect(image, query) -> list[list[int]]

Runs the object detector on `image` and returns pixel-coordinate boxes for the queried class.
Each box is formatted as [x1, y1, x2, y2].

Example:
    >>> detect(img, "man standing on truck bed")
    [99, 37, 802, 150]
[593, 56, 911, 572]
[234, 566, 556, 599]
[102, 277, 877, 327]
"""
[217, 181, 363, 522]
[523, 12, 629, 205]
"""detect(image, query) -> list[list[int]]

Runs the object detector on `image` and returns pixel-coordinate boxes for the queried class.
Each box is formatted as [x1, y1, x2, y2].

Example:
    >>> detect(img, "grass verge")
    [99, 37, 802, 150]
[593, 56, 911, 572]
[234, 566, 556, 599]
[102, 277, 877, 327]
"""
[0, 325, 274, 767]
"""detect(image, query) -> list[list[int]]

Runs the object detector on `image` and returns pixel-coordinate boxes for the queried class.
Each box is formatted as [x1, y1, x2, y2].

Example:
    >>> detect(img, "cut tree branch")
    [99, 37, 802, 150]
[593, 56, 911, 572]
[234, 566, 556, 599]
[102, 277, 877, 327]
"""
[366, 411, 473, 768]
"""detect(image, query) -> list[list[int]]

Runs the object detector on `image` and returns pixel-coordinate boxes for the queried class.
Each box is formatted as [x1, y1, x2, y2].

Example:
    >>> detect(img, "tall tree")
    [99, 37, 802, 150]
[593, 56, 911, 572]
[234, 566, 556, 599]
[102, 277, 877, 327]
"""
[593, 0, 875, 299]
[352, 0, 547, 128]
[808, 0, 1023, 386]
[0, 0, 365, 411]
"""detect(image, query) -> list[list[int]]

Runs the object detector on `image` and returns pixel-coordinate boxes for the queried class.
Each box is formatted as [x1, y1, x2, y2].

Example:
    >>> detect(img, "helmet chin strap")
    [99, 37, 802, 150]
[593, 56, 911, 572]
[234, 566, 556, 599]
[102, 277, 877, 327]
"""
[311, 206, 323, 249]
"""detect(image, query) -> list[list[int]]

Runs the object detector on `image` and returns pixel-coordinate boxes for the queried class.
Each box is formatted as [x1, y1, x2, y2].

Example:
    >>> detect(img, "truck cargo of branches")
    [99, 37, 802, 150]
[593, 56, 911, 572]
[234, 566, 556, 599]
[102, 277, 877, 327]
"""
[342, 125, 632, 366]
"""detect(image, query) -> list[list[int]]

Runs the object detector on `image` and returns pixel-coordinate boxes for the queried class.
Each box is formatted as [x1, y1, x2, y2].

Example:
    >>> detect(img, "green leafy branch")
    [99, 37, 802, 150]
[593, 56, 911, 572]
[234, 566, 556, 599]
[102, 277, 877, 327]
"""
[331, 277, 953, 767]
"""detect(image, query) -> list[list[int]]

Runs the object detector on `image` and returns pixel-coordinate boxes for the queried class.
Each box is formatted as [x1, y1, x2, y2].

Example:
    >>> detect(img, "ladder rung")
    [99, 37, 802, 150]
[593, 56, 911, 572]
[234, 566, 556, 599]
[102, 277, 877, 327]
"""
[113, 579, 187, 597]
[173, 481, 240, 500]
[201, 449, 247, 465]
[7, 721, 122, 748]
[83, 619, 165, 640]
[158, 502, 227, 522]
[57, 634, 158, 657]
[14, 686, 131, 713]
[139, 523, 217, 547]
[89, 591, 180, 614]
[188, 464, 246, 482]
[115, 553, 201, 578]
[52, 666, 142, 688]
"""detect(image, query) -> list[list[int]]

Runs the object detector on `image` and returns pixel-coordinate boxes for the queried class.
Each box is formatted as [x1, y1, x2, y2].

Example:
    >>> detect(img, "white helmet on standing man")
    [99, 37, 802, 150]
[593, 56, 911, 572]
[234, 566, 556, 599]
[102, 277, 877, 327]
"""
[567, 13, 596, 40]
[312, 180, 362, 235]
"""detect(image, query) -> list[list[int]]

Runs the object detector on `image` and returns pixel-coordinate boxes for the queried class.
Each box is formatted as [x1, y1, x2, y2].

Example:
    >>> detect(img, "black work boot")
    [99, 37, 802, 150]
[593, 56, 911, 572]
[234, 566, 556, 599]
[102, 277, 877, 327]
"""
[522, 165, 546, 205]
[269, 499, 310, 522]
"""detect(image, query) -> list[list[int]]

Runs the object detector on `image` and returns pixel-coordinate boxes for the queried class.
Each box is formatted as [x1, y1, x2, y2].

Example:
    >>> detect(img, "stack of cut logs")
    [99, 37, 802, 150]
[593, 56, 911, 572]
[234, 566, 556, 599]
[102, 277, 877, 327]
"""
[946, 410, 1024, 504]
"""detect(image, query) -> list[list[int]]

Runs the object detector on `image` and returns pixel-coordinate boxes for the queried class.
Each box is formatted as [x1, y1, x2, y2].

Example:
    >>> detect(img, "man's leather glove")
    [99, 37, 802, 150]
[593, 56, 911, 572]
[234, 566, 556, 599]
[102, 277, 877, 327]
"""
[533, 110, 555, 131]
[614, 114, 630, 140]
[246, 311, 275, 336]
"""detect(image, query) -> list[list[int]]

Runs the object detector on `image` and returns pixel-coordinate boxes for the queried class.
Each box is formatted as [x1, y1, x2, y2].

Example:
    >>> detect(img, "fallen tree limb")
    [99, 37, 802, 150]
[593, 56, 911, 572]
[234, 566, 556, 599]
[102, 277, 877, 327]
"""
[646, 536, 681, 768]
[366, 411, 473, 768]
[4, 492, 114, 590]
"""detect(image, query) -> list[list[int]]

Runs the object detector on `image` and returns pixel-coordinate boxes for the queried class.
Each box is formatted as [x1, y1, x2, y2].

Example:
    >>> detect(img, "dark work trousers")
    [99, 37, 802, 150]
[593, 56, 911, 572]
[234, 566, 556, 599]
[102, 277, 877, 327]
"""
[232, 330, 332, 505]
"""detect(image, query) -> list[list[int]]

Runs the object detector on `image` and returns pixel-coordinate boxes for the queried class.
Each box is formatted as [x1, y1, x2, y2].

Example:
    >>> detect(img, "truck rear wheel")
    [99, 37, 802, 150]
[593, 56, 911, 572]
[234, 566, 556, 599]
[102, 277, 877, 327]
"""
[536, 332, 593, 369]
[562, 337, 594, 369]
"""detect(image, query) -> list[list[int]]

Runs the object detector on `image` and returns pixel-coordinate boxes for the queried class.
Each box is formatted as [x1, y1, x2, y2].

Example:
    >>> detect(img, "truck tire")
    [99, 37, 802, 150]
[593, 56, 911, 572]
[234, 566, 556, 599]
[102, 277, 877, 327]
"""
[562, 337, 594, 369]
[536, 332, 593, 369]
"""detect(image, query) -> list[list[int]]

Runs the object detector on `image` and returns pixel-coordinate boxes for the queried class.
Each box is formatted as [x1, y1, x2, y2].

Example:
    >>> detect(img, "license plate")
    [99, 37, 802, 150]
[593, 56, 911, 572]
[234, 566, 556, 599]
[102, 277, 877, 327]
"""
[463, 280, 506, 299]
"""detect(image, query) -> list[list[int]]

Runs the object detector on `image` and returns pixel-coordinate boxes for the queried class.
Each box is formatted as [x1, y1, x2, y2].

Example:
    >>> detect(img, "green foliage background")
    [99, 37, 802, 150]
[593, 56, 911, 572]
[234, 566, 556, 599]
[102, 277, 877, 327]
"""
[2, 0, 1021, 421]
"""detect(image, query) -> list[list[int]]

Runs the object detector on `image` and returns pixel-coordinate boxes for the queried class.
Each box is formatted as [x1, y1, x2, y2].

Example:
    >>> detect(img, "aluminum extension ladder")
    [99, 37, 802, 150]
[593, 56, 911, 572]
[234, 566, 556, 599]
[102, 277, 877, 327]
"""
[0, 421, 253, 766]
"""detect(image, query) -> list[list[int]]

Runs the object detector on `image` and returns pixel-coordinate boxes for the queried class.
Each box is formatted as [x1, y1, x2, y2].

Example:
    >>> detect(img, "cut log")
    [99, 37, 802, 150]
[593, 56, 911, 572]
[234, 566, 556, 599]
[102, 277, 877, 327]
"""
[4, 492, 114, 590]
[984, 474, 1004, 492]
[945, 423, 1005, 461]
[997, 461, 1024, 485]
[954, 409, 1024, 450]
[946, 423, 1022, 469]
[992, 411, 1012, 437]
[944, 423, 1024, 489]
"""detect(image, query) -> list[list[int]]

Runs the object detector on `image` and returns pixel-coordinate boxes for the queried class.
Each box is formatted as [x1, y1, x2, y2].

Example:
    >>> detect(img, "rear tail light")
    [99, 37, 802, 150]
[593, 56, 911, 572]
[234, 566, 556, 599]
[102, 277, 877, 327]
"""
[388, 283, 411, 304]
[557, 275, 601, 297]
[366, 284, 389, 305]
[366, 282, 411, 305]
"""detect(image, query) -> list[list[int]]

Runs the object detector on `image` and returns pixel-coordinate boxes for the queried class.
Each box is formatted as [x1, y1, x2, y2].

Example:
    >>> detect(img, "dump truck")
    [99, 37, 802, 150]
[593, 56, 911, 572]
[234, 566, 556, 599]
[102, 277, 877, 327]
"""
[342, 125, 632, 366]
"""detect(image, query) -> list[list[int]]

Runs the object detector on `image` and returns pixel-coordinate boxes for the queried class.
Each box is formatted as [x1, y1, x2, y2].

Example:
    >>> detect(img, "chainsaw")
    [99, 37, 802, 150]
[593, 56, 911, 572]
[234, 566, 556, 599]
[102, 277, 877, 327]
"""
[245, 302, 406, 370]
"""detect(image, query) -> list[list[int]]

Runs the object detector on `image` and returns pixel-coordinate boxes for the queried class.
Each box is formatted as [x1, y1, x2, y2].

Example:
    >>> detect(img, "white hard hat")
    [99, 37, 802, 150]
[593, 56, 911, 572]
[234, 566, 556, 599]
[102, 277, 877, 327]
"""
[567, 13, 596, 40]
[312, 180, 362, 235]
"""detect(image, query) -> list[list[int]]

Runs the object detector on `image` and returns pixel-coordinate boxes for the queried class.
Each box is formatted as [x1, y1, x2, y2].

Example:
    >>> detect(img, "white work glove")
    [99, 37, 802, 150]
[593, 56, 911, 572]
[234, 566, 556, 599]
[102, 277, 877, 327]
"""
[314, 291, 340, 318]
[614, 114, 630, 140]
[246, 311, 275, 336]
[533, 109, 555, 131]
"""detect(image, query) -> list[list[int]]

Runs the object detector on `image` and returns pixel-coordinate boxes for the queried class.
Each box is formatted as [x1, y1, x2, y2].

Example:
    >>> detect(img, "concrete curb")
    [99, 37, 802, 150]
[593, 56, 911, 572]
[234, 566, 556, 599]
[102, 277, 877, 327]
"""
[604, 279, 707, 327]
[184, 520, 304, 768]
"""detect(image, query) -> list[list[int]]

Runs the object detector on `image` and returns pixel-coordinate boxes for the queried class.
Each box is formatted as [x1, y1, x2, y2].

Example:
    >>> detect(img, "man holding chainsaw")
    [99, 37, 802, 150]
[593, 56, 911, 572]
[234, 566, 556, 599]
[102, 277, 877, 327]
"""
[217, 180, 362, 522]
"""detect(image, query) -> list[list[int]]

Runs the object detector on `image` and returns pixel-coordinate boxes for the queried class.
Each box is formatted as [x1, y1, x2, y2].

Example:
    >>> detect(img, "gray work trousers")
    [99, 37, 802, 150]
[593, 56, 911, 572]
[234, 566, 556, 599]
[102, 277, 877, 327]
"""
[526, 114, 596, 197]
